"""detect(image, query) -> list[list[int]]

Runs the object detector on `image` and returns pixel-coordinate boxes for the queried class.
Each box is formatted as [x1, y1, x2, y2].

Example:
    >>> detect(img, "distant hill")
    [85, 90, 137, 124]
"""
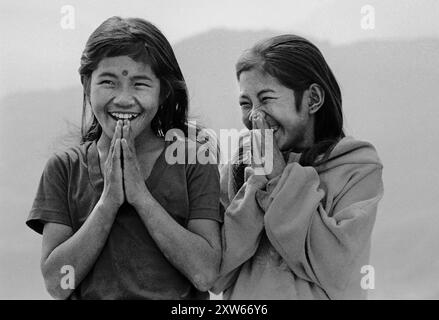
[1, 30, 438, 299]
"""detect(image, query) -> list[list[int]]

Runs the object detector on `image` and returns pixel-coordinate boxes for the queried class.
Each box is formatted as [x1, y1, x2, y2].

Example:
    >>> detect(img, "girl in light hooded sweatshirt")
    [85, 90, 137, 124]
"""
[212, 35, 384, 300]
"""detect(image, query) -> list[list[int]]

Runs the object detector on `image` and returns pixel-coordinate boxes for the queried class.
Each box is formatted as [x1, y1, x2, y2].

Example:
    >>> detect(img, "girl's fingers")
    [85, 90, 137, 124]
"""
[255, 113, 269, 158]
[124, 120, 137, 155]
[251, 111, 264, 162]
[116, 120, 122, 139]
[114, 138, 120, 157]
[252, 113, 266, 160]
[121, 138, 130, 161]
[244, 166, 254, 181]
[123, 120, 135, 151]
[113, 138, 121, 163]
[127, 120, 134, 148]
[251, 110, 267, 129]
[108, 121, 121, 161]
[122, 120, 129, 140]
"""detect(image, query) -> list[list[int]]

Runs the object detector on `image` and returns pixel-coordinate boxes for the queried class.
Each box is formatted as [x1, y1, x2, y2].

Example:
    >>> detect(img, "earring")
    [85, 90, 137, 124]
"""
[157, 105, 164, 136]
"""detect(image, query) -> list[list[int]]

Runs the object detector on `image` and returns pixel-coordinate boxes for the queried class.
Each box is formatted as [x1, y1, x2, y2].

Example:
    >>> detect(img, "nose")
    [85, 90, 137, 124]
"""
[113, 88, 135, 108]
[248, 105, 263, 122]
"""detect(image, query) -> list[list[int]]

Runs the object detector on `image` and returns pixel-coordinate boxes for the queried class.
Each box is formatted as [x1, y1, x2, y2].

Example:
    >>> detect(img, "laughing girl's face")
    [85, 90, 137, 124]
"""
[238, 68, 313, 152]
[89, 55, 161, 141]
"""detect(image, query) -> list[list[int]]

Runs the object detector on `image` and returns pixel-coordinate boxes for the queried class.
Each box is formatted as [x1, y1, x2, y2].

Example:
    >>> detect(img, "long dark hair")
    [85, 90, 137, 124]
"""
[78, 16, 189, 143]
[236, 34, 345, 166]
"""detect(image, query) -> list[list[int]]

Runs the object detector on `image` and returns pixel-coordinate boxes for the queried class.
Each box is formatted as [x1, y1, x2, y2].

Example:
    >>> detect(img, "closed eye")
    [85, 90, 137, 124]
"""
[99, 80, 115, 86]
[134, 82, 150, 88]
[261, 97, 275, 103]
[240, 102, 251, 109]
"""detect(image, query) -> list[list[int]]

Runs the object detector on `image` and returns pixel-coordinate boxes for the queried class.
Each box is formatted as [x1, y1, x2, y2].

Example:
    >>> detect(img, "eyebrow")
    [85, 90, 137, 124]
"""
[239, 89, 276, 100]
[97, 72, 153, 81]
[257, 89, 276, 98]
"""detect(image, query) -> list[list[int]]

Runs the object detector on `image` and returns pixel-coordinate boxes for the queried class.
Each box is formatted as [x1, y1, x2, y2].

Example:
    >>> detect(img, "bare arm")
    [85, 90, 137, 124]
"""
[211, 168, 266, 294]
[135, 196, 221, 292]
[41, 201, 118, 299]
[120, 122, 221, 292]
[41, 122, 125, 299]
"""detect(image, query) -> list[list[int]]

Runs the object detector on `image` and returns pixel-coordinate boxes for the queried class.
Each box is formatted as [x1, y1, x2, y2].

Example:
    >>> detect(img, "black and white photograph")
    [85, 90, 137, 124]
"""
[0, 0, 438, 303]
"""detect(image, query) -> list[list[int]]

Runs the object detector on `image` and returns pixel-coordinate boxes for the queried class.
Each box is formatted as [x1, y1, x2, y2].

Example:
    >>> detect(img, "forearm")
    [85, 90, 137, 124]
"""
[219, 182, 264, 274]
[264, 163, 383, 298]
[42, 199, 118, 299]
[212, 172, 266, 294]
[134, 196, 220, 292]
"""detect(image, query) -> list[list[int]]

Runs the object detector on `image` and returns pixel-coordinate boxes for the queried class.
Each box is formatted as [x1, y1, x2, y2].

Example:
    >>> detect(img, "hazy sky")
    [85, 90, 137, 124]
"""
[1, 0, 438, 98]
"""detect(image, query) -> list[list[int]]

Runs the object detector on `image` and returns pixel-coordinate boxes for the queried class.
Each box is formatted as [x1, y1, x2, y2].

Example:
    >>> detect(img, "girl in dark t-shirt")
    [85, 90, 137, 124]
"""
[26, 16, 222, 300]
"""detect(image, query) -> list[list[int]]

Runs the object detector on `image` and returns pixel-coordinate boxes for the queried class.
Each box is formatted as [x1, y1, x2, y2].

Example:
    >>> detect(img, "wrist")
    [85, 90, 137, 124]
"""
[132, 191, 154, 213]
[247, 174, 267, 190]
[97, 196, 121, 213]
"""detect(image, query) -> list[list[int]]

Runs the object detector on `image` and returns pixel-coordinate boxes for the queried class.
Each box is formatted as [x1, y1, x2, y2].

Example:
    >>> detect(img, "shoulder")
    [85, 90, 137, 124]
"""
[315, 137, 383, 194]
[44, 142, 91, 175]
[315, 136, 383, 183]
[318, 136, 383, 174]
[330, 136, 382, 167]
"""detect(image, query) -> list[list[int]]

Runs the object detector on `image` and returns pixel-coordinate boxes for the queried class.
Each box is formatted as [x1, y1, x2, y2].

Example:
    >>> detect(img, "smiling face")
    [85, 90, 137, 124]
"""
[238, 68, 314, 152]
[89, 55, 161, 142]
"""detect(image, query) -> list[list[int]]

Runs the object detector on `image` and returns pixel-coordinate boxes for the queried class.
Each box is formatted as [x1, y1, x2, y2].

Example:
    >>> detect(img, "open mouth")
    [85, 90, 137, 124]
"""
[108, 112, 141, 121]
[266, 123, 279, 134]
[270, 125, 279, 133]
[263, 114, 279, 134]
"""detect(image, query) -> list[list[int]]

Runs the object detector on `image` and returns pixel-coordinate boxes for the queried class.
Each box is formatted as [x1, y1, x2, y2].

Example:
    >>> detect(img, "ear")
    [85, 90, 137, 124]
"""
[306, 83, 325, 115]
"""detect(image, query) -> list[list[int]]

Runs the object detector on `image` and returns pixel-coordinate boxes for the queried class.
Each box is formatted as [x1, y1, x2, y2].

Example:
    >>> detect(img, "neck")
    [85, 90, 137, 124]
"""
[291, 118, 315, 154]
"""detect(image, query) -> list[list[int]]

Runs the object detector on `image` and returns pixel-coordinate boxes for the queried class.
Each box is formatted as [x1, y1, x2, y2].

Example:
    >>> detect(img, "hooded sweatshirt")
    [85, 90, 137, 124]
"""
[211, 136, 384, 299]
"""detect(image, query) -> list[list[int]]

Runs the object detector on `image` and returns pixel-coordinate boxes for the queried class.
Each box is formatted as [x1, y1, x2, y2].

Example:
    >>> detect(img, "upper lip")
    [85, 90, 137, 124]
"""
[266, 122, 279, 129]
[108, 111, 141, 114]
[263, 114, 278, 129]
[108, 111, 141, 120]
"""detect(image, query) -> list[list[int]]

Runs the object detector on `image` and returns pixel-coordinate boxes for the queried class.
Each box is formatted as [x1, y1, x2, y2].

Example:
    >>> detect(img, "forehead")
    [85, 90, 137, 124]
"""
[95, 56, 156, 76]
[238, 68, 282, 93]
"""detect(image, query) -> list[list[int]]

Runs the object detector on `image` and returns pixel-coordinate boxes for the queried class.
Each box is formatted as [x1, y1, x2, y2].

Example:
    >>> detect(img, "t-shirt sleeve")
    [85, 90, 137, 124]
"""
[186, 162, 222, 223]
[26, 153, 72, 234]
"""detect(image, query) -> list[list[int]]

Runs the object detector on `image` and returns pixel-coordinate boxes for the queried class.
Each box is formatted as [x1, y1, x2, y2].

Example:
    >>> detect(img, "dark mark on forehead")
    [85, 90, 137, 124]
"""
[122, 70, 128, 76]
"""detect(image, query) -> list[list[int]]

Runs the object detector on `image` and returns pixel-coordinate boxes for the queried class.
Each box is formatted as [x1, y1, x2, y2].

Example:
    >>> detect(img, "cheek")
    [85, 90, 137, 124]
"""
[89, 88, 107, 112]
[241, 110, 252, 129]
[139, 91, 160, 110]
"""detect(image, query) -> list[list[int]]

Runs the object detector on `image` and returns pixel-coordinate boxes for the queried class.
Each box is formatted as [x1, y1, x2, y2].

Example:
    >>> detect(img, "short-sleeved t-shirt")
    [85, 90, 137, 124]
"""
[26, 139, 222, 300]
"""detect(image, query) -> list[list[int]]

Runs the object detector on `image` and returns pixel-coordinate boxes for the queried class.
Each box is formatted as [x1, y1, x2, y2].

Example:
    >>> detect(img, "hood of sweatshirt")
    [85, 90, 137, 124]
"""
[222, 135, 383, 204]
[285, 136, 383, 174]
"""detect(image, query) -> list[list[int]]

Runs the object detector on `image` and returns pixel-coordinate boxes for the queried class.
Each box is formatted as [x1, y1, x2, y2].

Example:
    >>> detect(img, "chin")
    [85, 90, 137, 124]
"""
[274, 134, 288, 151]
[102, 127, 114, 139]
[276, 140, 288, 152]
[278, 139, 298, 153]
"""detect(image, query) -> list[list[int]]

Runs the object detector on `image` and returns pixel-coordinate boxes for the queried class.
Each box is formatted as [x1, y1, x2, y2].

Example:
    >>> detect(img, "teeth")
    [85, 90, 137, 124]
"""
[110, 112, 139, 120]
